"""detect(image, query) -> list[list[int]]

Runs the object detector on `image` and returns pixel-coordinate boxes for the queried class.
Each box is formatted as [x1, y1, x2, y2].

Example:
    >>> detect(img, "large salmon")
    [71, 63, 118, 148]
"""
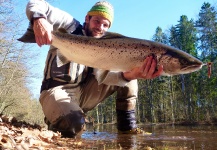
[51, 30, 204, 76]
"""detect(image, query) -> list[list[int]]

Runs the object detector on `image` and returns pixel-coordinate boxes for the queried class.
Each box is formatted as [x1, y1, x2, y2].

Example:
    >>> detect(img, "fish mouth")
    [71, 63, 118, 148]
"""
[202, 63, 209, 67]
[181, 64, 203, 73]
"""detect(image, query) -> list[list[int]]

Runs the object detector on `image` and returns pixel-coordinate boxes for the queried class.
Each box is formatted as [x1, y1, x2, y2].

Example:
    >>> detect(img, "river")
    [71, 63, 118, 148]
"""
[79, 124, 217, 150]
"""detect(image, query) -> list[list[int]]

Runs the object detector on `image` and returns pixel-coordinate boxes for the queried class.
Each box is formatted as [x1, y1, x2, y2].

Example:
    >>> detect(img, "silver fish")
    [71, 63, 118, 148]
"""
[52, 30, 204, 76]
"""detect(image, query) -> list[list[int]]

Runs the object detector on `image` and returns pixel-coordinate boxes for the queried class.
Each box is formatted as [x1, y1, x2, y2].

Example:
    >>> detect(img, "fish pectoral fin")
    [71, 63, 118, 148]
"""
[56, 50, 70, 67]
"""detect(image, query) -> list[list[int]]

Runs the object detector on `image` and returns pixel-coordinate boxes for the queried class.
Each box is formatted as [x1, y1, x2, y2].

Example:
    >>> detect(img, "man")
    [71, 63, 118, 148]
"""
[19, 0, 163, 138]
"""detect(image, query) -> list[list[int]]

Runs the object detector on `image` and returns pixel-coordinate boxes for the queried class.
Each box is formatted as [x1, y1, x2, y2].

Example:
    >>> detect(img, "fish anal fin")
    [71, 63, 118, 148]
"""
[56, 50, 70, 67]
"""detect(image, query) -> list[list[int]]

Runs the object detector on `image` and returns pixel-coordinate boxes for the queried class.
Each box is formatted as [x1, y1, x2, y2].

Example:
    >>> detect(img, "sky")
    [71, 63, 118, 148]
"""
[19, 0, 216, 99]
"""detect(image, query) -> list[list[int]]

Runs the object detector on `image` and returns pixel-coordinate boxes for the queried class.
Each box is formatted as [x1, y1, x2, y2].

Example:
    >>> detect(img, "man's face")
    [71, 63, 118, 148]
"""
[85, 15, 110, 38]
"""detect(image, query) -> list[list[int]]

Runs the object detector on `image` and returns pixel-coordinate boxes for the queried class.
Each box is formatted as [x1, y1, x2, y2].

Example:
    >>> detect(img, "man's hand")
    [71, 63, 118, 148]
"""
[33, 18, 53, 47]
[123, 56, 163, 81]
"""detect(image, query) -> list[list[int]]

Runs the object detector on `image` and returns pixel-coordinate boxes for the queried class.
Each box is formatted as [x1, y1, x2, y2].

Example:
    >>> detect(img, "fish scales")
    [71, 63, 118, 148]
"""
[51, 30, 204, 76]
[53, 33, 139, 70]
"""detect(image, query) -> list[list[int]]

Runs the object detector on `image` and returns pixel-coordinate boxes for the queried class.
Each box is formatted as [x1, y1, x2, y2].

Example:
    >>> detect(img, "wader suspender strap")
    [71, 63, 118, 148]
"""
[40, 25, 93, 93]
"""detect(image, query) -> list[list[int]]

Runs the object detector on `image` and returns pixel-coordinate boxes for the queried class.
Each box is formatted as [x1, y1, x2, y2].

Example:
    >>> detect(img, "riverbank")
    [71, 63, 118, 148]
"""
[1, 115, 217, 149]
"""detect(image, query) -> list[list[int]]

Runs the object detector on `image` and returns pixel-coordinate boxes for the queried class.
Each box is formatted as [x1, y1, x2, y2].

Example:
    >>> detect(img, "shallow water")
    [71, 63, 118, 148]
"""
[80, 124, 217, 150]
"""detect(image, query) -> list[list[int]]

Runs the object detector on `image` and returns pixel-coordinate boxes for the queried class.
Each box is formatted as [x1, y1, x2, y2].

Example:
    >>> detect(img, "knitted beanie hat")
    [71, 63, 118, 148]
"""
[87, 1, 114, 26]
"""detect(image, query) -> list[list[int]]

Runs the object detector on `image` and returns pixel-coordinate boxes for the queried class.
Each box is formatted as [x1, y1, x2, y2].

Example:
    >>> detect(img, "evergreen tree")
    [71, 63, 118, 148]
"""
[152, 26, 169, 44]
[169, 15, 198, 122]
[195, 2, 217, 122]
[196, 2, 217, 62]
[170, 15, 198, 56]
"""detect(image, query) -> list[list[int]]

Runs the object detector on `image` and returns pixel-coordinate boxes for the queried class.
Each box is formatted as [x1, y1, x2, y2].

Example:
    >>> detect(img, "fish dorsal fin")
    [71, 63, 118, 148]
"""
[101, 32, 126, 39]
[58, 28, 68, 33]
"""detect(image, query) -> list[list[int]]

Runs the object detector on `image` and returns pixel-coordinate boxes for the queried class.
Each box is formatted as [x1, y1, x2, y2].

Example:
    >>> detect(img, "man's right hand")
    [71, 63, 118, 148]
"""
[33, 18, 53, 47]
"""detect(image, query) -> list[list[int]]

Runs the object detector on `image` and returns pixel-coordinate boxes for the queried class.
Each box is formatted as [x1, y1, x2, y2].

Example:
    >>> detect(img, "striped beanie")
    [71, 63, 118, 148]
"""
[87, 1, 114, 26]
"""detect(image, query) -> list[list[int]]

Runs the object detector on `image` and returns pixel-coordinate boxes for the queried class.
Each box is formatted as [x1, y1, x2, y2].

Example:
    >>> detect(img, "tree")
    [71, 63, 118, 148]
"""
[196, 2, 217, 62]
[152, 26, 169, 44]
[195, 2, 217, 122]
[170, 15, 198, 56]
[169, 15, 198, 122]
[0, 0, 44, 124]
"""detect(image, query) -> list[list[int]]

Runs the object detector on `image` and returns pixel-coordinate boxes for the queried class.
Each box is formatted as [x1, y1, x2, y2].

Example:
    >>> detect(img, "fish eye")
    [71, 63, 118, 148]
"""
[180, 59, 188, 65]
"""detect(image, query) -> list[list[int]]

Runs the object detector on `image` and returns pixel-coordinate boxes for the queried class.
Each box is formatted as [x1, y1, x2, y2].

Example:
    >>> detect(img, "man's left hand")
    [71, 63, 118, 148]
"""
[123, 56, 163, 81]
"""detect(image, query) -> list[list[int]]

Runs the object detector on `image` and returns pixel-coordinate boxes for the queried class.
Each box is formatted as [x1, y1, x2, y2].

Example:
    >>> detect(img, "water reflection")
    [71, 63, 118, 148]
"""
[81, 124, 217, 149]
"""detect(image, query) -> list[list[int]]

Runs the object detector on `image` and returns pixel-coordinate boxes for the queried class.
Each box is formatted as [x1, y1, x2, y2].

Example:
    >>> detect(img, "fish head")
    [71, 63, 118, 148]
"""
[159, 50, 203, 76]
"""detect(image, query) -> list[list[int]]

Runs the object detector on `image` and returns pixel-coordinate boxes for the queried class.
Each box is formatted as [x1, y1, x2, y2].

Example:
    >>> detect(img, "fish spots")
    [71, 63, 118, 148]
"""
[118, 50, 125, 55]
[103, 43, 108, 47]
[110, 50, 115, 55]
[150, 46, 156, 51]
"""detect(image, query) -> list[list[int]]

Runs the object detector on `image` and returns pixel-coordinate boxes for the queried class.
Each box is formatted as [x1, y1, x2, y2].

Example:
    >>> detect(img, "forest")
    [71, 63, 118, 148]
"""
[0, 1, 216, 126]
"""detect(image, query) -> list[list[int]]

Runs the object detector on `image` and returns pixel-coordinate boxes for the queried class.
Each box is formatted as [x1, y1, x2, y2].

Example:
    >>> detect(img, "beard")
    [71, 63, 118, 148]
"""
[85, 23, 105, 38]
